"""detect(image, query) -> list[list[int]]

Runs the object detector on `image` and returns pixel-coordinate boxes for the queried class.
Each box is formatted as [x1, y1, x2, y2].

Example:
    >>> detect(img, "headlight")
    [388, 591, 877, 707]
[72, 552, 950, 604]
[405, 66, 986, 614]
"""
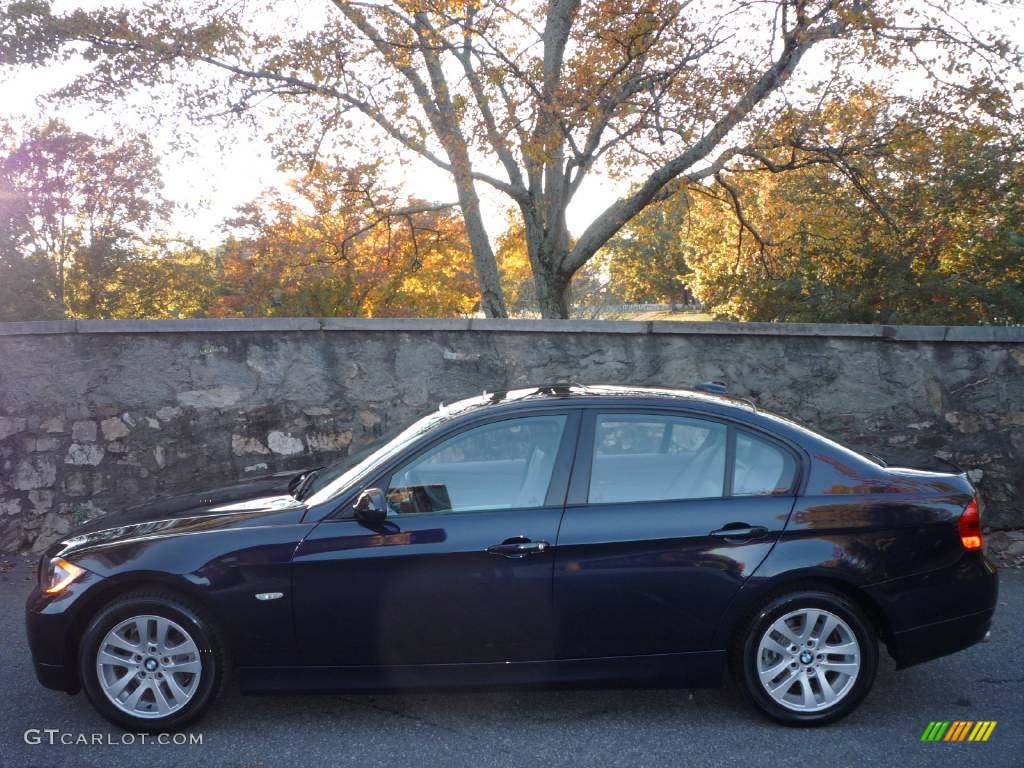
[42, 557, 85, 594]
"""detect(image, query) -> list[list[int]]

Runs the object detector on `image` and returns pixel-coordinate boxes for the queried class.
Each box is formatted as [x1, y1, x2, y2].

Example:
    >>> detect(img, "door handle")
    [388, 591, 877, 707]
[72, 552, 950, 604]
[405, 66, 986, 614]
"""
[486, 538, 550, 558]
[709, 524, 768, 540]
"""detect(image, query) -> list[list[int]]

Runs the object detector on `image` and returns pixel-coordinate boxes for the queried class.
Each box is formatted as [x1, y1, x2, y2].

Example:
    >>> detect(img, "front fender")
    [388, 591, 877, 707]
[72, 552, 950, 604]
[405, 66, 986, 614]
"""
[38, 514, 317, 675]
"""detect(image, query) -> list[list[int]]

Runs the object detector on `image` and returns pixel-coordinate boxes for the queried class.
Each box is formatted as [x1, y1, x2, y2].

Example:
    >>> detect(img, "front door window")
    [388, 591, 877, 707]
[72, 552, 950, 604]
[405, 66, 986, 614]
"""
[387, 415, 568, 514]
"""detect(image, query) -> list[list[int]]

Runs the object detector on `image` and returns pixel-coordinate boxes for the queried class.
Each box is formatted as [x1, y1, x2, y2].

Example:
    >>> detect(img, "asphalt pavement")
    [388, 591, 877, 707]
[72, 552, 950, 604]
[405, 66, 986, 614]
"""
[1, 555, 1021, 768]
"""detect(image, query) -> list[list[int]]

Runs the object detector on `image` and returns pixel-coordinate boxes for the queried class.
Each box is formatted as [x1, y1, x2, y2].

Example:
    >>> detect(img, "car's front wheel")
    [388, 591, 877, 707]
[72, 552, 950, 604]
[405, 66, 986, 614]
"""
[78, 590, 227, 732]
[737, 589, 878, 726]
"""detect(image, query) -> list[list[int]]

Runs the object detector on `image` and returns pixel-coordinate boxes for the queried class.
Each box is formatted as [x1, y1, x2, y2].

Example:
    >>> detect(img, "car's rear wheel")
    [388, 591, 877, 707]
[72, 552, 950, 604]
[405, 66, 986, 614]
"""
[737, 589, 878, 725]
[79, 590, 226, 731]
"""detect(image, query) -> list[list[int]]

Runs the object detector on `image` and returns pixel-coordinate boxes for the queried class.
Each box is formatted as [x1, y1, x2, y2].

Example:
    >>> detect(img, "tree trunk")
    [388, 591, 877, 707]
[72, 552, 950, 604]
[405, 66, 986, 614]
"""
[452, 182, 507, 318]
[531, 261, 570, 317]
[522, 209, 572, 319]
[57, 251, 67, 320]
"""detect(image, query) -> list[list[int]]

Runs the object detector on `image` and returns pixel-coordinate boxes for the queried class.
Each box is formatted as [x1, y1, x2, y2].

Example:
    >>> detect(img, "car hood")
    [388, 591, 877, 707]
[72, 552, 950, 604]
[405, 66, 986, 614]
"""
[48, 469, 313, 560]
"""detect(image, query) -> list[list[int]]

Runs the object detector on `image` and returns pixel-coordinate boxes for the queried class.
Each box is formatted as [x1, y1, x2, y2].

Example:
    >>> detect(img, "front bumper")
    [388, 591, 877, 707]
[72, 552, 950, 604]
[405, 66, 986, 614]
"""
[25, 569, 106, 694]
[33, 661, 71, 691]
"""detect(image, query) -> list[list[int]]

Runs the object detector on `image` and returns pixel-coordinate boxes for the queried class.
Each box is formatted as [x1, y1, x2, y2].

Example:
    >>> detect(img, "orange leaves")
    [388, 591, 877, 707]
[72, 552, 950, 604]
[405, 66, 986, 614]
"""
[210, 162, 479, 318]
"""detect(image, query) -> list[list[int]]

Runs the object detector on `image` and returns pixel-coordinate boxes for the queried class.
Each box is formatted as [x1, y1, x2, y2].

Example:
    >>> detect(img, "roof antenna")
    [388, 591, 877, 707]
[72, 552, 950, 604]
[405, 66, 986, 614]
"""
[693, 380, 728, 394]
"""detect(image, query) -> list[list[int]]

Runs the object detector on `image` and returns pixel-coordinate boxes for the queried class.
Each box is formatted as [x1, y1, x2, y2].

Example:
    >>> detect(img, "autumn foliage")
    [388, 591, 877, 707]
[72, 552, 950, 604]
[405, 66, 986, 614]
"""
[208, 164, 479, 318]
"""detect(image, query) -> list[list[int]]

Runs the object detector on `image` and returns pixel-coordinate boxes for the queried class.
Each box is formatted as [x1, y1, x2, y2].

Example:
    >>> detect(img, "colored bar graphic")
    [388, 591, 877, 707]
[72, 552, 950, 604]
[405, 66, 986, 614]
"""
[921, 721, 950, 741]
[945, 721, 972, 741]
[921, 720, 996, 742]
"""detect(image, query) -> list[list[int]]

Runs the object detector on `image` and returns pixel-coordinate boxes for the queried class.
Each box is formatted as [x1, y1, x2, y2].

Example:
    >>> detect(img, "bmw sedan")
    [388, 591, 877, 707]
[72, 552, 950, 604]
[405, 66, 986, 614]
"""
[26, 384, 997, 731]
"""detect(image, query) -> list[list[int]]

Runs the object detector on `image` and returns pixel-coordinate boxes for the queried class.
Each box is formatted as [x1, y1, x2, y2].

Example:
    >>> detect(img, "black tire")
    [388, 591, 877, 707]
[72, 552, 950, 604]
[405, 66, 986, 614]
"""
[78, 589, 228, 732]
[735, 589, 878, 726]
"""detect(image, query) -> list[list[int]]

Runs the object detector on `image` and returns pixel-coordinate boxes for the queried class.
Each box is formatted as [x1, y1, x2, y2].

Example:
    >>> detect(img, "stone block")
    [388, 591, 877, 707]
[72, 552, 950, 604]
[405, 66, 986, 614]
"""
[12, 457, 57, 490]
[28, 490, 54, 515]
[232, 435, 271, 456]
[40, 416, 65, 433]
[24, 436, 59, 452]
[307, 430, 353, 452]
[100, 417, 130, 440]
[71, 420, 97, 442]
[267, 431, 304, 456]
[177, 385, 244, 409]
[0, 417, 27, 441]
[65, 443, 105, 466]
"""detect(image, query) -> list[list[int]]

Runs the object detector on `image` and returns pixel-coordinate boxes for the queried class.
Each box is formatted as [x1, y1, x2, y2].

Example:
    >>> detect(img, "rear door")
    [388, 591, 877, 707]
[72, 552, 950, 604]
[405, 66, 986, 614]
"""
[554, 408, 799, 659]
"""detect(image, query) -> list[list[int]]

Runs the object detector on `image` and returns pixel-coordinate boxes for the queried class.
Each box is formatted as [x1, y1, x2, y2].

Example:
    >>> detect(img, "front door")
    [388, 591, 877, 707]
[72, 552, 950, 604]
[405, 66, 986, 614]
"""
[292, 411, 577, 666]
[555, 409, 798, 658]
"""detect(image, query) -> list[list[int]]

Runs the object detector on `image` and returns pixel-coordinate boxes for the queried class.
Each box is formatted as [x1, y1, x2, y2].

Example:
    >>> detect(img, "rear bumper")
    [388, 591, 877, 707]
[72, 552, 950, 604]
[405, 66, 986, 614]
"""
[888, 607, 994, 669]
[865, 551, 998, 669]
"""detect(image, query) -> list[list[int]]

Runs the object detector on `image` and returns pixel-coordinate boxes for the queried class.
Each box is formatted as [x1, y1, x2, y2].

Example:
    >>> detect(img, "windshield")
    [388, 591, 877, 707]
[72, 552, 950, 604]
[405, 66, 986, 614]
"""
[301, 408, 452, 507]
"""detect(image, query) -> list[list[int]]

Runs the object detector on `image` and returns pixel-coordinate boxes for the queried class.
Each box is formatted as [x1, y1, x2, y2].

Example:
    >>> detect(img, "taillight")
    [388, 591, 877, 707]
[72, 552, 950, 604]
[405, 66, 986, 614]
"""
[959, 498, 983, 550]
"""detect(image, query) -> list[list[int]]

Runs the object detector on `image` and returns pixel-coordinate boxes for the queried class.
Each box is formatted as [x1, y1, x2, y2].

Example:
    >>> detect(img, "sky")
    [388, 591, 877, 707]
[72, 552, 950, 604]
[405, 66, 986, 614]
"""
[1, 61, 632, 247]
[1, 0, 1020, 249]
[0, 0, 631, 248]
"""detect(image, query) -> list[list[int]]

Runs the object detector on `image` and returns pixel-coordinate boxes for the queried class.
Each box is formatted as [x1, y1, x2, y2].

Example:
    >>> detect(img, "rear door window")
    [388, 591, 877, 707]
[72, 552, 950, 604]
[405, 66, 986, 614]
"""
[588, 414, 727, 503]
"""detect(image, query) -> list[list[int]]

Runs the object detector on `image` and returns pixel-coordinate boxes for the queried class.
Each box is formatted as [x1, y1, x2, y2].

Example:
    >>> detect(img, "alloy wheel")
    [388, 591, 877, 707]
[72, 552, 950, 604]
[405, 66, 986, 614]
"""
[95, 614, 202, 719]
[755, 607, 861, 713]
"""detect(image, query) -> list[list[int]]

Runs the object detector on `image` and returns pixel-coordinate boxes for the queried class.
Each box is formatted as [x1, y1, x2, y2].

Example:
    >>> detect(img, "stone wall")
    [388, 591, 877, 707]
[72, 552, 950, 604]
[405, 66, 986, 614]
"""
[1, 318, 1022, 553]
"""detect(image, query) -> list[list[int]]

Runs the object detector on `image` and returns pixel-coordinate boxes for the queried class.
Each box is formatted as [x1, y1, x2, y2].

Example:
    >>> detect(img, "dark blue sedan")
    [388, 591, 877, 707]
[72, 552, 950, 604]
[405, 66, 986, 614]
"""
[27, 384, 997, 730]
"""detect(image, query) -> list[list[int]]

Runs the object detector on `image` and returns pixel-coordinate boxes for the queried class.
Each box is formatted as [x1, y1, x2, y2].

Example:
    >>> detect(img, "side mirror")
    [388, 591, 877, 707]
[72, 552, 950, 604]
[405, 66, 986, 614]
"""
[353, 487, 387, 524]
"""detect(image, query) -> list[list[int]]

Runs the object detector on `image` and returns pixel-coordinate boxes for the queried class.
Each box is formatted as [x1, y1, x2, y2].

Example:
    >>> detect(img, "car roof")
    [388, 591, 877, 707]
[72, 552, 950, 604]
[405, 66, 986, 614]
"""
[439, 383, 757, 419]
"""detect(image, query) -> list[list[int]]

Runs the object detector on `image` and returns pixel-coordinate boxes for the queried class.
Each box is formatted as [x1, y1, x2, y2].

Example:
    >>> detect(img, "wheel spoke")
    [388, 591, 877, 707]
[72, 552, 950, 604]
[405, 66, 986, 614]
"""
[798, 610, 820, 642]
[154, 617, 170, 653]
[768, 668, 800, 696]
[819, 675, 839, 704]
[152, 682, 172, 714]
[122, 681, 148, 711]
[761, 635, 790, 657]
[820, 661, 859, 676]
[759, 658, 791, 685]
[771, 618, 801, 646]
[135, 617, 151, 646]
[817, 614, 838, 643]
[97, 650, 131, 667]
[164, 673, 190, 702]
[170, 635, 200, 656]
[109, 632, 141, 653]
[166, 657, 201, 674]
[824, 640, 858, 655]
[106, 670, 136, 698]
[799, 673, 816, 708]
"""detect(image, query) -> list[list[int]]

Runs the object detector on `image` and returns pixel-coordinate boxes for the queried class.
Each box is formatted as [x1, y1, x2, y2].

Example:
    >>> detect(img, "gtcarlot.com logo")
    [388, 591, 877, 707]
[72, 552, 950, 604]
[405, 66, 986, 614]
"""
[921, 721, 997, 742]
[24, 729, 202, 746]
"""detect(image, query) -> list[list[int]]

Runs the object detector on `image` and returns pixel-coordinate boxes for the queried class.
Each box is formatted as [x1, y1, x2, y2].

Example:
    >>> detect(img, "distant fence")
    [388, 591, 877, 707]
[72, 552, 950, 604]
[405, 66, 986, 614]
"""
[508, 302, 704, 319]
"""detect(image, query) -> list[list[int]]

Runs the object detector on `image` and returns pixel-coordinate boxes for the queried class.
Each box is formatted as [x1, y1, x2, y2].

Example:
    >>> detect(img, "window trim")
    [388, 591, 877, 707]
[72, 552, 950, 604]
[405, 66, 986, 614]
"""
[568, 407, 802, 507]
[329, 408, 581, 520]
